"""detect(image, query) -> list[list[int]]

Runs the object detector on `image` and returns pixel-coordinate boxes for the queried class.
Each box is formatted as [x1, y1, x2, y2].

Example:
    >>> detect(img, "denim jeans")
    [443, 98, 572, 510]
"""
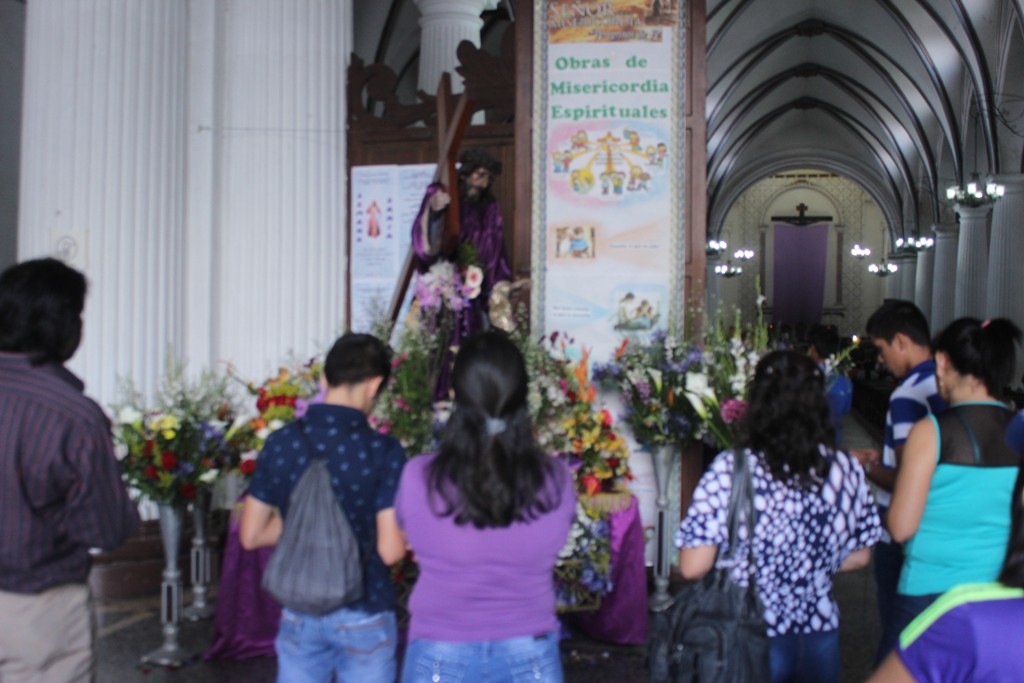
[275, 607, 396, 683]
[769, 629, 839, 683]
[872, 537, 904, 666]
[400, 631, 562, 683]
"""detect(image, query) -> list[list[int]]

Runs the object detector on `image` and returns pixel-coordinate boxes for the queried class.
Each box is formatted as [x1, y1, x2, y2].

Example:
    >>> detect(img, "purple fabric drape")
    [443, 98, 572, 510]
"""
[204, 504, 280, 661]
[573, 496, 649, 644]
[772, 223, 829, 327]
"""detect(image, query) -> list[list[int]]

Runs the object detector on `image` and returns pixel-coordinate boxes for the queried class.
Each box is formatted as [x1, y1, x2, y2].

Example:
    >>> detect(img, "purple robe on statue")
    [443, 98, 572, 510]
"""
[412, 182, 512, 400]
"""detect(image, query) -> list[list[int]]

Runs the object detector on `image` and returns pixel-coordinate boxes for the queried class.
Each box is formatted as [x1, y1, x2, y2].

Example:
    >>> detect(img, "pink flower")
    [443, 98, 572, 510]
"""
[721, 399, 748, 425]
[462, 266, 483, 300]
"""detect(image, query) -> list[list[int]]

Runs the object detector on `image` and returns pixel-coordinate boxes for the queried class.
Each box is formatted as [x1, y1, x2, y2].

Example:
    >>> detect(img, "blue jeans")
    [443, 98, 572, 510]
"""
[400, 631, 562, 683]
[275, 607, 396, 683]
[769, 630, 839, 683]
[872, 537, 904, 666]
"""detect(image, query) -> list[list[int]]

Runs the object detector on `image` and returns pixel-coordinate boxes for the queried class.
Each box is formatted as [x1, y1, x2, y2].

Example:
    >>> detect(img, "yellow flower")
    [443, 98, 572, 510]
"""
[149, 414, 180, 431]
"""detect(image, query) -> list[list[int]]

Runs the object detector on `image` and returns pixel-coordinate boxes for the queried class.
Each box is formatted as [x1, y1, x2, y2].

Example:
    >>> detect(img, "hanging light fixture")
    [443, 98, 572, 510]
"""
[706, 239, 727, 257]
[895, 236, 935, 252]
[714, 263, 743, 278]
[868, 260, 898, 277]
[946, 174, 1004, 207]
[733, 248, 754, 260]
[850, 244, 872, 259]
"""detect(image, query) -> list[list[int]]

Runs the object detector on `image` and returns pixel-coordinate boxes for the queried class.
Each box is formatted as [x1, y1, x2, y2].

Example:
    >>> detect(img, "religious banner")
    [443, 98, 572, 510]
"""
[534, 1, 686, 566]
[534, 0, 685, 363]
[349, 163, 435, 333]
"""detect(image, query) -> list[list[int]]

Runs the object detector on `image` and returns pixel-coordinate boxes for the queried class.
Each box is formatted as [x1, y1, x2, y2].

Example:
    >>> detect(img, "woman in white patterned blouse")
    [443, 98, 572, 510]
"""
[676, 350, 882, 683]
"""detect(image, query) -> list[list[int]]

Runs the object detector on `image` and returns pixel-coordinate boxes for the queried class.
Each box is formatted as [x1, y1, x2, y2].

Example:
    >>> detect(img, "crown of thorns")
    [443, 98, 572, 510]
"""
[457, 148, 502, 176]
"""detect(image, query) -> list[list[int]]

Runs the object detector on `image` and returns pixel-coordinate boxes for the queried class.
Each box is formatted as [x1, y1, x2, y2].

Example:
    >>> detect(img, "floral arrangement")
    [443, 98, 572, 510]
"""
[592, 329, 706, 447]
[686, 304, 772, 450]
[518, 330, 576, 456]
[114, 367, 235, 505]
[556, 502, 613, 611]
[514, 330, 633, 494]
[560, 347, 633, 495]
[412, 260, 482, 314]
[371, 323, 441, 457]
[225, 359, 323, 477]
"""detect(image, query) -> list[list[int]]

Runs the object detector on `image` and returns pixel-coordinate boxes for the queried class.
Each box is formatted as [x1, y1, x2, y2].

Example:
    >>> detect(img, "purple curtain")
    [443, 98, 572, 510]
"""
[773, 223, 829, 327]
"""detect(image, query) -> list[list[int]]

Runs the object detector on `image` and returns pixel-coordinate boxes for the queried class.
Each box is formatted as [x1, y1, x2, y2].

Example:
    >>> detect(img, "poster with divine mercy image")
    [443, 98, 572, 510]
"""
[534, 0, 685, 566]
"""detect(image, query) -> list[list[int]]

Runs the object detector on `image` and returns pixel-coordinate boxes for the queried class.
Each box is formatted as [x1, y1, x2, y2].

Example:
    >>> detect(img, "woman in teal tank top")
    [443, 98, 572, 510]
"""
[886, 317, 1022, 658]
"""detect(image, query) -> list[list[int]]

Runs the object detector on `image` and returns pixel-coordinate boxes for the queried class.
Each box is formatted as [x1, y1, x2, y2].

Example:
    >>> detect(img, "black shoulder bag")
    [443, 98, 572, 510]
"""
[648, 449, 770, 683]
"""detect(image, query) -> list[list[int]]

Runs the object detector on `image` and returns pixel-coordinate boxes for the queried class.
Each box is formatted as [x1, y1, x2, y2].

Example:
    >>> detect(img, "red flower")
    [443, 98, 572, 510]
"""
[607, 457, 621, 470]
[239, 459, 256, 475]
[599, 409, 613, 429]
[143, 440, 155, 457]
[181, 482, 196, 499]
[145, 465, 159, 479]
[161, 452, 178, 470]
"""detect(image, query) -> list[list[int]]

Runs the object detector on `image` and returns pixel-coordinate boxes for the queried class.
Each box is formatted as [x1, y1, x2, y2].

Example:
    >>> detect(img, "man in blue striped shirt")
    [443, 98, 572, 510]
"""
[852, 299, 945, 668]
[0, 259, 139, 682]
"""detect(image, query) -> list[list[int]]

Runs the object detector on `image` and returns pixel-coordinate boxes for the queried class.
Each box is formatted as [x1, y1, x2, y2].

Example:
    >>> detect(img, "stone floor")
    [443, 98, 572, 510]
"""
[94, 413, 883, 682]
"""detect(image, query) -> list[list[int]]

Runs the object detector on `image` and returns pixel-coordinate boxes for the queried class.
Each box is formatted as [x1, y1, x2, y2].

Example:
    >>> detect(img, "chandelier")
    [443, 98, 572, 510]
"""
[868, 260, 898, 277]
[850, 244, 872, 259]
[733, 248, 754, 261]
[706, 239, 727, 257]
[714, 263, 743, 278]
[895, 236, 934, 252]
[946, 176, 1005, 207]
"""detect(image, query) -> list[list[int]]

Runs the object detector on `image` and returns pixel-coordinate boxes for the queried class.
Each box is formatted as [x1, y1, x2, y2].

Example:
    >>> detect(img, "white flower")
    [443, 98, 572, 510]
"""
[117, 405, 143, 425]
[199, 469, 219, 484]
[463, 266, 484, 300]
[685, 372, 713, 418]
[114, 442, 129, 461]
[756, 294, 767, 308]
[256, 427, 271, 440]
[240, 449, 259, 463]
[268, 419, 286, 432]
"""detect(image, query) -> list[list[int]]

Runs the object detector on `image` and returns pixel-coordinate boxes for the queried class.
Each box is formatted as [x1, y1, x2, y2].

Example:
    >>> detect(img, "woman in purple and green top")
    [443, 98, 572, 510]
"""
[870, 448, 1024, 682]
[395, 331, 576, 683]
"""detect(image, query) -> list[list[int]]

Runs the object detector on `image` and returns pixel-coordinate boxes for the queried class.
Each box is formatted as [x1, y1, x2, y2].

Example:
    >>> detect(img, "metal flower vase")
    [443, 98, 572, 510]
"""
[649, 443, 675, 611]
[183, 489, 215, 621]
[141, 502, 190, 667]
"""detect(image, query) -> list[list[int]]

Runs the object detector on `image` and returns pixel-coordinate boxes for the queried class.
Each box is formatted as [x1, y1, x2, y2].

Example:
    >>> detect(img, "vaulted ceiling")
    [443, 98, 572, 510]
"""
[358, 1, 1024, 245]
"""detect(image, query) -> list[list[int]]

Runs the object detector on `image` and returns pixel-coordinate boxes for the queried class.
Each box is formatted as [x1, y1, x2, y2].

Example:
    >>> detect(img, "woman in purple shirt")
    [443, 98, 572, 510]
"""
[395, 331, 576, 683]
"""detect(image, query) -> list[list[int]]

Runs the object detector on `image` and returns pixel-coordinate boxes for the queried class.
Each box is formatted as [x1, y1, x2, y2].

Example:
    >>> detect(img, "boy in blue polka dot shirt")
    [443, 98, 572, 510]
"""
[241, 333, 407, 683]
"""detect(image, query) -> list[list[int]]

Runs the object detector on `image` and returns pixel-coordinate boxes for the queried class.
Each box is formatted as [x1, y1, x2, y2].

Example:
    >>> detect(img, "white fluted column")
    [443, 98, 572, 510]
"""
[986, 175, 1024, 323]
[884, 262, 901, 299]
[19, 1, 188, 405]
[897, 252, 917, 302]
[217, 0, 351, 383]
[931, 222, 959, 334]
[415, 0, 499, 94]
[953, 205, 991, 318]
[914, 247, 935, 327]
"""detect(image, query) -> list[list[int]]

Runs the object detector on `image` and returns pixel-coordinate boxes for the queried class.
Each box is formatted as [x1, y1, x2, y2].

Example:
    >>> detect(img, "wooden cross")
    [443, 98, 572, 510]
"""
[387, 73, 474, 324]
[771, 202, 833, 226]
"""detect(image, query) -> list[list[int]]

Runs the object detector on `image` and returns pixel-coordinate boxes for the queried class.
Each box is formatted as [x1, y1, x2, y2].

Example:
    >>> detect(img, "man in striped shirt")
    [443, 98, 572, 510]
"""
[0, 258, 139, 682]
[852, 299, 945, 668]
